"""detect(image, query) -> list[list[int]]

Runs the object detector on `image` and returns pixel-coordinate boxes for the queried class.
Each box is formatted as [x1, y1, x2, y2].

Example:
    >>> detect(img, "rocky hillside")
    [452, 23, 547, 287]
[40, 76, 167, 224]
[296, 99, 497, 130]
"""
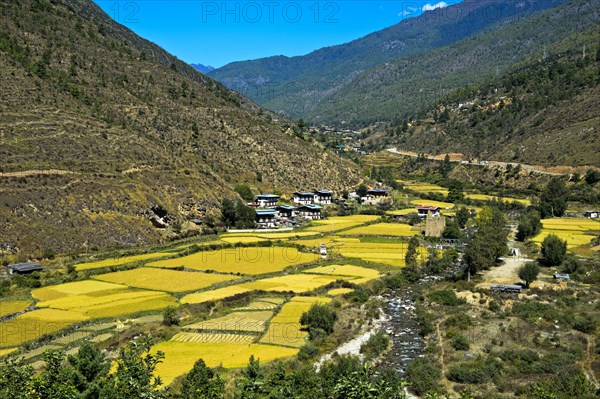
[0, 0, 360, 256]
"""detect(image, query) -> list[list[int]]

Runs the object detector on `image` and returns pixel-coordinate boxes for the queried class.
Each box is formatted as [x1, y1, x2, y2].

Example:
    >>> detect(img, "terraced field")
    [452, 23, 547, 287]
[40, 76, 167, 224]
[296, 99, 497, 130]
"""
[33, 280, 177, 319]
[74, 252, 175, 271]
[180, 285, 252, 305]
[242, 274, 341, 293]
[0, 309, 88, 347]
[0, 300, 32, 318]
[409, 199, 455, 209]
[260, 296, 331, 347]
[327, 288, 354, 296]
[305, 215, 380, 233]
[152, 342, 299, 385]
[147, 246, 318, 275]
[339, 222, 418, 237]
[532, 218, 599, 250]
[183, 311, 273, 333]
[234, 297, 285, 311]
[171, 332, 256, 344]
[303, 265, 380, 284]
[334, 241, 427, 267]
[93, 267, 240, 293]
[398, 180, 449, 195]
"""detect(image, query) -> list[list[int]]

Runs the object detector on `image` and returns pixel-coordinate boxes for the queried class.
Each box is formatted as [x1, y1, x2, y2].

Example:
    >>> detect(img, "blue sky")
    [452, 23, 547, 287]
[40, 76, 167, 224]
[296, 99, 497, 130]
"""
[94, 1, 462, 68]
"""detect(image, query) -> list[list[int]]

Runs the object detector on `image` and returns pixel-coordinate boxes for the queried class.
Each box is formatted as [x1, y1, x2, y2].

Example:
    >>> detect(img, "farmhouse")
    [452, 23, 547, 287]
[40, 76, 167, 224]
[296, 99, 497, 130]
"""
[256, 194, 280, 208]
[293, 191, 315, 205]
[255, 209, 277, 228]
[361, 188, 389, 205]
[7, 262, 44, 275]
[313, 189, 333, 204]
[298, 204, 322, 220]
[584, 210, 599, 218]
[276, 204, 296, 220]
[417, 206, 440, 217]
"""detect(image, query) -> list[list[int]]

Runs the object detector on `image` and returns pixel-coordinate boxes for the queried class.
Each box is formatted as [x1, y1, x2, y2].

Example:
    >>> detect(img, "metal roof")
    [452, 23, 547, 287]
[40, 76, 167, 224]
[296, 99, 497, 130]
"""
[277, 205, 296, 210]
[8, 262, 44, 273]
[255, 209, 277, 215]
[256, 194, 280, 199]
[294, 191, 315, 196]
[299, 204, 322, 210]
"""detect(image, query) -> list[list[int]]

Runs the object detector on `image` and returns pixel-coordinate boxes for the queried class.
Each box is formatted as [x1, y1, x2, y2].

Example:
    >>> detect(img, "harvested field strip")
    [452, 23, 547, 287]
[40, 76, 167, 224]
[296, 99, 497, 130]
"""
[93, 267, 240, 293]
[327, 288, 354, 296]
[171, 332, 256, 344]
[234, 297, 286, 311]
[183, 310, 273, 333]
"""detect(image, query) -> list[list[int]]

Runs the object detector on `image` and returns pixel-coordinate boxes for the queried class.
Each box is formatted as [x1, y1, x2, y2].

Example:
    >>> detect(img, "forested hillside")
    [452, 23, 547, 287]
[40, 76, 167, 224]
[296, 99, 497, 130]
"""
[383, 26, 600, 167]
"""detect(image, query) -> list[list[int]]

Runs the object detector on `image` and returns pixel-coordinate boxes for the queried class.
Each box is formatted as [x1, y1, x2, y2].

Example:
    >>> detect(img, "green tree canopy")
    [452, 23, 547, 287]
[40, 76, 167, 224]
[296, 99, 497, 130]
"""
[541, 234, 567, 266]
[539, 178, 568, 218]
[518, 262, 540, 288]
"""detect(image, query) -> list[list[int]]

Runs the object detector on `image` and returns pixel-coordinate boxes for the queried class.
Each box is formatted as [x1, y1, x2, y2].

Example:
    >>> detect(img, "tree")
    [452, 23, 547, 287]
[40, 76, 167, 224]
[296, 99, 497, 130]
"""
[34, 350, 78, 399]
[162, 306, 179, 326]
[300, 303, 337, 340]
[221, 198, 237, 227]
[68, 342, 110, 398]
[541, 234, 567, 266]
[235, 202, 256, 229]
[405, 236, 419, 268]
[235, 184, 254, 202]
[356, 184, 368, 199]
[584, 169, 600, 185]
[442, 219, 461, 239]
[100, 339, 167, 399]
[539, 177, 568, 218]
[178, 359, 224, 399]
[464, 207, 507, 275]
[518, 262, 540, 288]
[516, 210, 542, 241]
[446, 180, 464, 202]
[455, 207, 470, 229]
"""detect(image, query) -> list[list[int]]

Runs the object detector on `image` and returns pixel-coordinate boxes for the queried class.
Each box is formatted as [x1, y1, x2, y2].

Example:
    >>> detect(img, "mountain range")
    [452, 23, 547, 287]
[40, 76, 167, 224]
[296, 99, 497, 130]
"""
[208, 0, 597, 127]
[190, 63, 215, 74]
[0, 0, 359, 255]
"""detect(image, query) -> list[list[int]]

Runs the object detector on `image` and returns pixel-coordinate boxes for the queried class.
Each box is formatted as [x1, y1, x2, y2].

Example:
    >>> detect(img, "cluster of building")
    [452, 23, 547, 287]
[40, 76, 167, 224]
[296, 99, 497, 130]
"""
[250, 188, 390, 228]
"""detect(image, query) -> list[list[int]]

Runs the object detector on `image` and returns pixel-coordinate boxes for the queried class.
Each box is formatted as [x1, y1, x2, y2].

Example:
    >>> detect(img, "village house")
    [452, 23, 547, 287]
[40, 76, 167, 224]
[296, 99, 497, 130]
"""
[276, 204, 296, 220]
[255, 209, 277, 228]
[293, 191, 315, 205]
[417, 206, 440, 217]
[584, 210, 599, 218]
[313, 189, 333, 204]
[298, 204, 322, 220]
[256, 194, 280, 208]
[7, 262, 44, 275]
[361, 188, 389, 205]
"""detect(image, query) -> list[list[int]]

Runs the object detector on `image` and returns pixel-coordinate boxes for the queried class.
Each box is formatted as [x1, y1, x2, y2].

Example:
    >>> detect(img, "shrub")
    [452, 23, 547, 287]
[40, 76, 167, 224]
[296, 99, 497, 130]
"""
[359, 331, 390, 360]
[445, 313, 472, 329]
[573, 314, 597, 334]
[447, 363, 488, 384]
[406, 357, 441, 395]
[297, 343, 319, 361]
[300, 303, 337, 340]
[451, 335, 470, 351]
[428, 290, 465, 306]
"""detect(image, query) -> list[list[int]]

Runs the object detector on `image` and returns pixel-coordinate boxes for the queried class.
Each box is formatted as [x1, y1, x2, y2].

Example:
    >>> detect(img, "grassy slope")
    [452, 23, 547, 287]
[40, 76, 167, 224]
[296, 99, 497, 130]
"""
[0, 0, 360, 255]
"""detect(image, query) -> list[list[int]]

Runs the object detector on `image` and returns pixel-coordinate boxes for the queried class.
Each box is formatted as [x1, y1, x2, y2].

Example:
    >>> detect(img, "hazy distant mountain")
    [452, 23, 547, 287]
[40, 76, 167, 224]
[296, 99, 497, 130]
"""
[209, 0, 568, 124]
[190, 63, 215, 74]
[0, 0, 359, 254]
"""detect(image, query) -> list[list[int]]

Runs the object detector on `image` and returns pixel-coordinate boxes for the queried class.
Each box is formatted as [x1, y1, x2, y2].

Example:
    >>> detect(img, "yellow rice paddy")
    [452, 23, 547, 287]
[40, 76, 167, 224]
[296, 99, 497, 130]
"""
[183, 311, 273, 333]
[0, 300, 32, 318]
[93, 267, 240, 293]
[171, 332, 256, 344]
[147, 246, 318, 275]
[74, 252, 175, 271]
[339, 222, 419, 237]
